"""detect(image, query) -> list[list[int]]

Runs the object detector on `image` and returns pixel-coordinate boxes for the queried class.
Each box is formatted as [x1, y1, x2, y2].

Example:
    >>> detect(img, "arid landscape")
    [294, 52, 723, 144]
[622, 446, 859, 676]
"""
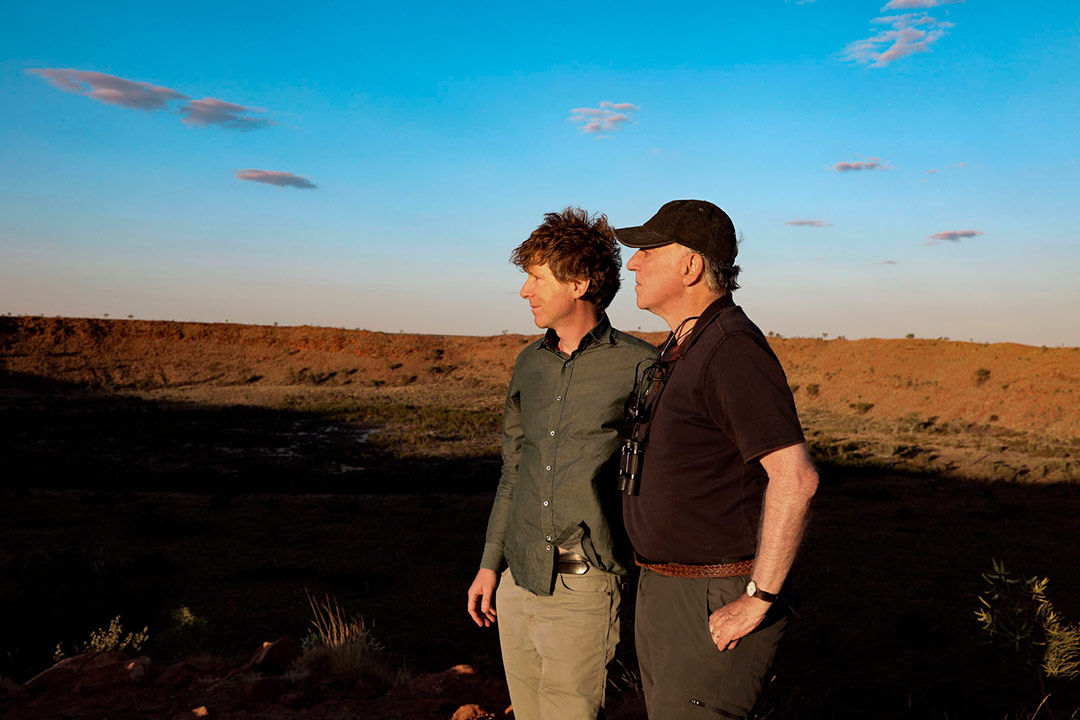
[2, 316, 1079, 719]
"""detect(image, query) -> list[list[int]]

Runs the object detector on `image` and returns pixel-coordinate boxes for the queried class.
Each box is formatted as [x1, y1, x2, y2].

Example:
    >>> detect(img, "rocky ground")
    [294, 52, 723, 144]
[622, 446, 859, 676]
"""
[2, 316, 1079, 718]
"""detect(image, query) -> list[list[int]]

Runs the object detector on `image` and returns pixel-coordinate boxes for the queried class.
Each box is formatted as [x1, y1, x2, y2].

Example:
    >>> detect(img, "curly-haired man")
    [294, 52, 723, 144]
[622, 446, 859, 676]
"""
[467, 207, 658, 720]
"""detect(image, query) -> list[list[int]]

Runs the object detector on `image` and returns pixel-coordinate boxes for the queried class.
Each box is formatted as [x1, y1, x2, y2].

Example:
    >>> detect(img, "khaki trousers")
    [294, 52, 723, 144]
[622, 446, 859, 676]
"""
[636, 569, 787, 719]
[496, 566, 621, 720]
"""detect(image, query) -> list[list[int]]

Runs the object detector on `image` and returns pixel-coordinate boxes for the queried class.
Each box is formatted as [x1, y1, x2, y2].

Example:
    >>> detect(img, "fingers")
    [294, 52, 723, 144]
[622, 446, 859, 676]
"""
[467, 585, 497, 627]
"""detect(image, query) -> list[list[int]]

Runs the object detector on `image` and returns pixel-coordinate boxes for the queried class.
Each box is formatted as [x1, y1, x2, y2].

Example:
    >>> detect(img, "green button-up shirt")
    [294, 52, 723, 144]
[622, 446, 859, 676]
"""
[480, 315, 658, 596]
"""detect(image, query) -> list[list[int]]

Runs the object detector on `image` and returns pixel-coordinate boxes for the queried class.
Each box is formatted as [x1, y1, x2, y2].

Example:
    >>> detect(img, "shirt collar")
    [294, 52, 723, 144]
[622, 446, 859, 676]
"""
[673, 294, 735, 357]
[541, 313, 614, 354]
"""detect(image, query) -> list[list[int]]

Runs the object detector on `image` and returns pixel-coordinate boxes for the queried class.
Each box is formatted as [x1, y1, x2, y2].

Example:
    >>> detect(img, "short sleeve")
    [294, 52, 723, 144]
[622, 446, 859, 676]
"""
[702, 333, 805, 463]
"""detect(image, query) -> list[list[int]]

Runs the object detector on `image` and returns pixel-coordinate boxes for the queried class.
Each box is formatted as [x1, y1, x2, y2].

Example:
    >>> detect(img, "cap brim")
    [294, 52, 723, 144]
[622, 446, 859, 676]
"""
[613, 225, 672, 249]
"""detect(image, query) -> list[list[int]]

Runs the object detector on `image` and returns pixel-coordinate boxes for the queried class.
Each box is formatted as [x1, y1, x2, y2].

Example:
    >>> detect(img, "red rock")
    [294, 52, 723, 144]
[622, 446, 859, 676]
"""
[73, 653, 151, 694]
[248, 637, 301, 675]
[158, 661, 199, 690]
[402, 664, 482, 698]
[452, 703, 495, 720]
[23, 652, 151, 696]
[243, 677, 282, 704]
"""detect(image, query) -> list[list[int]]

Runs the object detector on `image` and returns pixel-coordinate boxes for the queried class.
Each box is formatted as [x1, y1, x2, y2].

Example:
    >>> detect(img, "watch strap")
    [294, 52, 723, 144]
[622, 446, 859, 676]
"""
[747, 580, 779, 603]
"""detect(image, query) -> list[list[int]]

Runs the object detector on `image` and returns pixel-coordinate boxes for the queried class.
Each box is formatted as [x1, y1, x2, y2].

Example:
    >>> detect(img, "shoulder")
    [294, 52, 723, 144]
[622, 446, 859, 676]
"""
[610, 328, 660, 359]
[512, 338, 546, 371]
[694, 308, 779, 368]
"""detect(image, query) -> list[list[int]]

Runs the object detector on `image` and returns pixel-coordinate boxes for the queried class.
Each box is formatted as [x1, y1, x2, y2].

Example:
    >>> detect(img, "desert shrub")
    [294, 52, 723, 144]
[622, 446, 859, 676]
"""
[53, 616, 149, 660]
[287, 367, 336, 385]
[153, 606, 212, 661]
[298, 591, 408, 691]
[974, 368, 992, 386]
[905, 332, 915, 339]
[86, 616, 148, 653]
[789, 384, 800, 394]
[806, 384, 820, 397]
[849, 402, 874, 415]
[975, 559, 1080, 692]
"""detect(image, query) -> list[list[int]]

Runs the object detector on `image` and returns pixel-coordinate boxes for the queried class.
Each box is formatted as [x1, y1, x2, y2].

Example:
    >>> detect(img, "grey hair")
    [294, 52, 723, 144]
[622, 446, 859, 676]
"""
[702, 255, 741, 294]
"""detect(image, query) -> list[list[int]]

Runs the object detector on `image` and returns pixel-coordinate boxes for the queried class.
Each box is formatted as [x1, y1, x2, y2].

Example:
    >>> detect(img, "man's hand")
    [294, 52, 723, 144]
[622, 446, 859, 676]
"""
[707, 594, 770, 651]
[467, 568, 499, 628]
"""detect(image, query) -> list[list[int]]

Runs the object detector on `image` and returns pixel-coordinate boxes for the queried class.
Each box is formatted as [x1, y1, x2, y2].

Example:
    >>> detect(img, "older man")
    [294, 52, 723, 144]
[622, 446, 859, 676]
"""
[467, 207, 658, 720]
[615, 200, 818, 719]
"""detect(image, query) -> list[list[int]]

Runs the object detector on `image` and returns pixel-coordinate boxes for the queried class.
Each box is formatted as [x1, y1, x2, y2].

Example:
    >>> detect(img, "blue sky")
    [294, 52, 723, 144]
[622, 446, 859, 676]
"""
[2, 1, 1078, 345]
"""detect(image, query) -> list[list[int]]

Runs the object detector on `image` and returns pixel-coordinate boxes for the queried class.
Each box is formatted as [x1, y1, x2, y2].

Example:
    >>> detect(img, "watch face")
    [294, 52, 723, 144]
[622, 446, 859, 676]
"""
[747, 580, 758, 597]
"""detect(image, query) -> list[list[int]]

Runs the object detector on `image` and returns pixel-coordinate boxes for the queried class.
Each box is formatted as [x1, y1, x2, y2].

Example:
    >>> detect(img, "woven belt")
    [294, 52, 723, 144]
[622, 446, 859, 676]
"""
[635, 557, 754, 579]
[557, 551, 590, 575]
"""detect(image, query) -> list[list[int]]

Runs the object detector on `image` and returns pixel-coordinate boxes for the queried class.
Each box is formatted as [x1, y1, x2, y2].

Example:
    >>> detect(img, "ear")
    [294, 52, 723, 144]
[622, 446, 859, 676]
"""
[683, 253, 705, 287]
[570, 277, 591, 300]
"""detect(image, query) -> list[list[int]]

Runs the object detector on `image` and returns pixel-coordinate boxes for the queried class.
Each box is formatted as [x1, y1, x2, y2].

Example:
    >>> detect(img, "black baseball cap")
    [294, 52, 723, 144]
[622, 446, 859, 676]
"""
[615, 200, 737, 266]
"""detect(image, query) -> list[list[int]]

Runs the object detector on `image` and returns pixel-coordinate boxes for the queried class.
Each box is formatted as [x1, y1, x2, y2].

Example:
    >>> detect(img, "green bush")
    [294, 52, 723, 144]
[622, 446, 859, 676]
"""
[975, 559, 1080, 692]
[153, 606, 212, 661]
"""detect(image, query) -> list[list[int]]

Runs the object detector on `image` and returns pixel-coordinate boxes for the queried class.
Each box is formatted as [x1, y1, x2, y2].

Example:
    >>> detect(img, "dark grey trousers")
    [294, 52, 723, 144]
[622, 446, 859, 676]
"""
[635, 569, 787, 719]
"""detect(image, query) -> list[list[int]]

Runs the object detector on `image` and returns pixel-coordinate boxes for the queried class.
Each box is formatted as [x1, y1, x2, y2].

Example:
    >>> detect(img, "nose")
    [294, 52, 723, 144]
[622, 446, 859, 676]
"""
[520, 277, 532, 299]
[627, 249, 643, 272]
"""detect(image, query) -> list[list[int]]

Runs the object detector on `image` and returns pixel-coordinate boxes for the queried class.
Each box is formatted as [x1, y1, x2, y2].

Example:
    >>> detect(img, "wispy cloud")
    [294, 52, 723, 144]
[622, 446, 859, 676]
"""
[882, 0, 961, 8]
[29, 68, 273, 131]
[786, 219, 834, 227]
[235, 169, 316, 189]
[925, 161, 965, 175]
[28, 68, 186, 110]
[842, 11, 954, 67]
[180, 99, 272, 130]
[834, 157, 891, 173]
[925, 229, 982, 245]
[881, 260, 898, 264]
[568, 101, 639, 136]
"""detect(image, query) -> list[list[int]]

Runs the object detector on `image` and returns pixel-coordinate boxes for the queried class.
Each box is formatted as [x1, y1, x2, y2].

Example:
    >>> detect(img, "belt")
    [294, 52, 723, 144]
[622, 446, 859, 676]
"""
[635, 555, 754, 579]
[557, 551, 590, 575]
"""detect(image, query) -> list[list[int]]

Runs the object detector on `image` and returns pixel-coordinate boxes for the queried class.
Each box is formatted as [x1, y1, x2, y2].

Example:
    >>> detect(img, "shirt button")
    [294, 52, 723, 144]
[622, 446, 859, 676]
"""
[556, 396, 562, 401]
[543, 500, 549, 507]
[546, 545, 552, 551]
[546, 535, 552, 541]
[546, 465, 551, 471]
[549, 430, 555, 436]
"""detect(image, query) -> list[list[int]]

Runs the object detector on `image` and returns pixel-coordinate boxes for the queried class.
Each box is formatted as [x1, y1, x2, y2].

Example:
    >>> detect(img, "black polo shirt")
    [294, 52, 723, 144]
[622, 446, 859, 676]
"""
[624, 295, 805, 564]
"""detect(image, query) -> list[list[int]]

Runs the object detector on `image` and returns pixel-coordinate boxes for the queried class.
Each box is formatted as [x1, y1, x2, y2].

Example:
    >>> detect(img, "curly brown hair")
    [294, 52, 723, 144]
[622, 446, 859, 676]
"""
[510, 207, 622, 311]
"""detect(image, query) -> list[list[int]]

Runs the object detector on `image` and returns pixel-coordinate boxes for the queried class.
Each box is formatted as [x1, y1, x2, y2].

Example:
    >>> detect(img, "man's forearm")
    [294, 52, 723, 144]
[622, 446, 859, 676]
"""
[752, 443, 818, 594]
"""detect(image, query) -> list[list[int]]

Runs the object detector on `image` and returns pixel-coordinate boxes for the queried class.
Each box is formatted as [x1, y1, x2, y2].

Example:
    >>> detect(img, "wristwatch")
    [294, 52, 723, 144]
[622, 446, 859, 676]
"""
[746, 580, 779, 603]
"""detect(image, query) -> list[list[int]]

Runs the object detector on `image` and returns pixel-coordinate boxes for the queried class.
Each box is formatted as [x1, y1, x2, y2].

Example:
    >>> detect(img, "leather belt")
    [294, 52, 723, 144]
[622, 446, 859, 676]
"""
[557, 551, 590, 575]
[635, 556, 754, 579]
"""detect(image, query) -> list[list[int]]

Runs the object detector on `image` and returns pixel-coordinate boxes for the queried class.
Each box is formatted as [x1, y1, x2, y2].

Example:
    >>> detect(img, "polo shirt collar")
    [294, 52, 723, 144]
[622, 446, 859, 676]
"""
[541, 313, 614, 354]
[678, 293, 735, 355]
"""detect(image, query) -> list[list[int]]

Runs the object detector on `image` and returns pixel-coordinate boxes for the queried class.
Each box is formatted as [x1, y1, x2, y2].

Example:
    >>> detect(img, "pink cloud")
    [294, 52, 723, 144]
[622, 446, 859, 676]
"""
[28, 68, 186, 110]
[926, 229, 982, 245]
[882, 0, 961, 8]
[180, 98, 272, 130]
[843, 12, 954, 67]
[834, 157, 891, 172]
[30, 68, 274, 131]
[235, 169, 316, 189]
[785, 219, 833, 227]
[569, 101, 639, 136]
